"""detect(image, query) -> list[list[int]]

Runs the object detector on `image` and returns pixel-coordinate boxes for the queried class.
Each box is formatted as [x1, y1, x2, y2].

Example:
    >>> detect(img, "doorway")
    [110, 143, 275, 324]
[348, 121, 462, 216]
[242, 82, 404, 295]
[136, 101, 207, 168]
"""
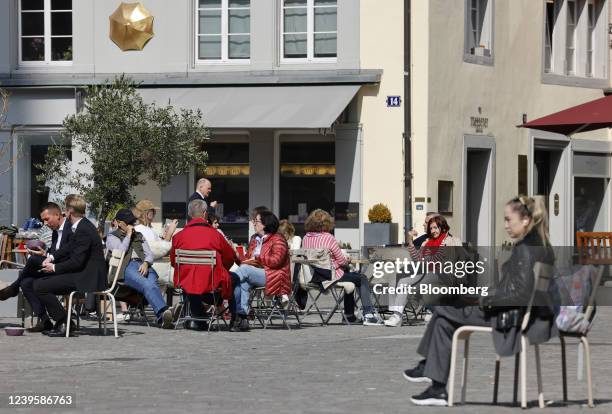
[463, 136, 495, 246]
[531, 139, 570, 246]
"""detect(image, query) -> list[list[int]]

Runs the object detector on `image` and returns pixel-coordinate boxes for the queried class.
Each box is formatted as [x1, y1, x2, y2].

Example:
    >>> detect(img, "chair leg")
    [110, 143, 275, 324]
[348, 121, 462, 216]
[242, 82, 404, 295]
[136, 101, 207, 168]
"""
[102, 297, 107, 335]
[461, 335, 470, 404]
[520, 335, 528, 409]
[65, 292, 75, 338]
[447, 334, 461, 407]
[513, 353, 519, 406]
[109, 294, 118, 338]
[581, 336, 594, 408]
[560, 335, 568, 402]
[535, 344, 545, 408]
[493, 356, 501, 405]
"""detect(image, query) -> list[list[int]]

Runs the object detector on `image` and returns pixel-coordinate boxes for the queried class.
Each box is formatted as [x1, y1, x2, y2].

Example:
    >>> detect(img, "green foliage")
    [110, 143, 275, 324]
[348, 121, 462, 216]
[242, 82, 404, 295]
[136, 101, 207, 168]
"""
[36, 74, 209, 232]
[367, 203, 392, 223]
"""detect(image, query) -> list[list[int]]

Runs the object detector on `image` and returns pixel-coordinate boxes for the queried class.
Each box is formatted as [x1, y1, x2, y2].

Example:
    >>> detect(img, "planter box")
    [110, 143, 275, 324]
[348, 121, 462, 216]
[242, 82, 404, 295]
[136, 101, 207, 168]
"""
[364, 223, 398, 246]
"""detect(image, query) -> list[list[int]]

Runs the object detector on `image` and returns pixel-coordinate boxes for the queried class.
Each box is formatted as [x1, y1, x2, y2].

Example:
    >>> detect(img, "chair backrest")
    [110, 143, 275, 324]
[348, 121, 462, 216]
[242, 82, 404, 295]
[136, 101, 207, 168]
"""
[576, 232, 612, 265]
[583, 265, 605, 322]
[521, 261, 554, 331]
[290, 248, 333, 286]
[174, 249, 217, 288]
[106, 249, 126, 292]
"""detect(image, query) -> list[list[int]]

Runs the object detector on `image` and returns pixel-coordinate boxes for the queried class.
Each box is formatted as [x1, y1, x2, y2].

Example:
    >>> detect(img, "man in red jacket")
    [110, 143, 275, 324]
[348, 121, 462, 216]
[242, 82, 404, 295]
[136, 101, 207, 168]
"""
[170, 199, 237, 330]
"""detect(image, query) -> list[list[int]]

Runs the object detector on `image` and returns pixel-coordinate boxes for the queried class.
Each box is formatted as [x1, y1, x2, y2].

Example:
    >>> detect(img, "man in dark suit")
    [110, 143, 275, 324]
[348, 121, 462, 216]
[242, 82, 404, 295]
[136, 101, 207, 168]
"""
[33, 195, 107, 337]
[0, 202, 74, 331]
[188, 178, 218, 219]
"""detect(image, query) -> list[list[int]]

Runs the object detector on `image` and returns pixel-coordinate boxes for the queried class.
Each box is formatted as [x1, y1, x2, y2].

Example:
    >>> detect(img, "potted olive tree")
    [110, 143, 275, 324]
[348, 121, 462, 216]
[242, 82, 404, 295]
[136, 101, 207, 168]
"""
[364, 203, 398, 246]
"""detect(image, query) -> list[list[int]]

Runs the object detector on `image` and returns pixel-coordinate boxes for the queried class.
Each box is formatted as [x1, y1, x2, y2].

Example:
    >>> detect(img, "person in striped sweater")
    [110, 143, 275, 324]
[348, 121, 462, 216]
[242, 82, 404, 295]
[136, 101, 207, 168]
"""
[302, 209, 383, 326]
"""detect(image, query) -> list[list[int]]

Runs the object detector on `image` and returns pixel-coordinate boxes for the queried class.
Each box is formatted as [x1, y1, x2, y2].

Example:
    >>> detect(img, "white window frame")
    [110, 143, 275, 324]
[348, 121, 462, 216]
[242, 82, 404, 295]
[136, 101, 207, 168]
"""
[463, 0, 494, 65]
[18, 0, 73, 66]
[280, 0, 338, 64]
[542, 0, 609, 85]
[194, 0, 251, 64]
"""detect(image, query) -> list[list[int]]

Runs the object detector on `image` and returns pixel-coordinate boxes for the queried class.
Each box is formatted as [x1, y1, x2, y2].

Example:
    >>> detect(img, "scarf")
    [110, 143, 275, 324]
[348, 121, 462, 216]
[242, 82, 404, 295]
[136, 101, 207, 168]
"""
[421, 232, 447, 259]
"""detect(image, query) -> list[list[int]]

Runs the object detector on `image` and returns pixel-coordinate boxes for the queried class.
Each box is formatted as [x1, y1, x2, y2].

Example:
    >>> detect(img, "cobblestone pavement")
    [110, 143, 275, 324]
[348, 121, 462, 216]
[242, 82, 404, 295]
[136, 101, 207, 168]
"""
[0, 307, 611, 414]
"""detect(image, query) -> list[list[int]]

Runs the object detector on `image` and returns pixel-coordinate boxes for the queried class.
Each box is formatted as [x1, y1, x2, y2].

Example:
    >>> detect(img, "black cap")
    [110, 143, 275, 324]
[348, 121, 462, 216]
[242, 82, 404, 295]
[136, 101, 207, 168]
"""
[115, 208, 137, 225]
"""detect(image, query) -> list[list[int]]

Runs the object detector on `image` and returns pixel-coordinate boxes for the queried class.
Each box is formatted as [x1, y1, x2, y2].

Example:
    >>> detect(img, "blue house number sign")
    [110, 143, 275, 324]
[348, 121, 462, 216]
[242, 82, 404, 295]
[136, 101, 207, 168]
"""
[386, 96, 401, 107]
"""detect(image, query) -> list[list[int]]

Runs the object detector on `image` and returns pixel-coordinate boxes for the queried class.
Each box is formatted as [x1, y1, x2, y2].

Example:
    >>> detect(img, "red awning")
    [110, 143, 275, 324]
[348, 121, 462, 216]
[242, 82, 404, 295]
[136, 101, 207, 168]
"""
[518, 94, 612, 135]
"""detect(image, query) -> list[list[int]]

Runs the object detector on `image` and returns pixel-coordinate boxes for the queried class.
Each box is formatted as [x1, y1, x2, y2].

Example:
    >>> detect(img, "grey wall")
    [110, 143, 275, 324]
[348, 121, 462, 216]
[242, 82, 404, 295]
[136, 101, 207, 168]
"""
[0, 0, 361, 75]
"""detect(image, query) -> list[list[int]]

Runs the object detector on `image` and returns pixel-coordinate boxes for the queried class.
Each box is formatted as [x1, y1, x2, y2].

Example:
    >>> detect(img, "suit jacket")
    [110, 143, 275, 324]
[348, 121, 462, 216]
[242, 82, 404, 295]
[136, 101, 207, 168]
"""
[187, 191, 216, 218]
[54, 218, 108, 292]
[48, 218, 73, 257]
[170, 218, 235, 298]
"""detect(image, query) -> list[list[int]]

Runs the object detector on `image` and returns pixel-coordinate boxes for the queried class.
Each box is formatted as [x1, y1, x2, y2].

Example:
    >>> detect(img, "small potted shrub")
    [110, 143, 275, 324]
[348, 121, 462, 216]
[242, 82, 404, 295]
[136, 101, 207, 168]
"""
[364, 203, 398, 246]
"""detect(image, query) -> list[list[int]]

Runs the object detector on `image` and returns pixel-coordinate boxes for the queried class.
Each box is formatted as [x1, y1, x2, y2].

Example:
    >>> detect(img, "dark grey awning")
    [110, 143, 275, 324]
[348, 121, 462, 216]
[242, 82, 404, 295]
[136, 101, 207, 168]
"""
[138, 85, 360, 129]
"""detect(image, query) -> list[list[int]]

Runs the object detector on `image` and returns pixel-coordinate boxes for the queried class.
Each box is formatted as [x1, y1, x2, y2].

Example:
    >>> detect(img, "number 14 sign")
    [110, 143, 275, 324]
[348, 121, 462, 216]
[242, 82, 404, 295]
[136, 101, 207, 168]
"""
[386, 96, 401, 107]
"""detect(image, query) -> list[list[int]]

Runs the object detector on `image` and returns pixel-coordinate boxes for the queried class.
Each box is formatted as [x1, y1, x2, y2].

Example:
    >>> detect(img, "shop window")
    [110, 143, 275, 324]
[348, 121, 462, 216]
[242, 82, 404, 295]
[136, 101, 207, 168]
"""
[19, 0, 73, 64]
[197, 142, 250, 243]
[279, 141, 335, 235]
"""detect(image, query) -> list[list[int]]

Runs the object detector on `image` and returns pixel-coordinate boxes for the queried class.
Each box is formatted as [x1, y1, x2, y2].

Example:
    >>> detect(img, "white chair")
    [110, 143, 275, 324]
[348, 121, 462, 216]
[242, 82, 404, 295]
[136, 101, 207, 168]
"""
[448, 261, 554, 408]
[65, 249, 126, 338]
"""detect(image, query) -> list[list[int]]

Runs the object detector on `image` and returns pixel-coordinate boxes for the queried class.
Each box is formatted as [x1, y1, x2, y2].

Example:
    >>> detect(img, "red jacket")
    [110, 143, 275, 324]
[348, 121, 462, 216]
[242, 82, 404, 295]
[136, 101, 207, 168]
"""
[170, 218, 235, 299]
[247, 233, 291, 296]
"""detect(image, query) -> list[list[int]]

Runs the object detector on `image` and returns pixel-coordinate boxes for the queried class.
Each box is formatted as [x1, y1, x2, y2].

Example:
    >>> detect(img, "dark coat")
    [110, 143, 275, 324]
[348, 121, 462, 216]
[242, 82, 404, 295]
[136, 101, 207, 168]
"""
[53, 218, 107, 292]
[487, 230, 556, 356]
[187, 191, 217, 218]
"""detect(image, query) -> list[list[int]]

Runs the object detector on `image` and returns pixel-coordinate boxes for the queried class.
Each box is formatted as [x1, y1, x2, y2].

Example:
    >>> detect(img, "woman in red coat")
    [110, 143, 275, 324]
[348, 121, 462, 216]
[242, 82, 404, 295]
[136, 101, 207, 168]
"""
[231, 210, 291, 332]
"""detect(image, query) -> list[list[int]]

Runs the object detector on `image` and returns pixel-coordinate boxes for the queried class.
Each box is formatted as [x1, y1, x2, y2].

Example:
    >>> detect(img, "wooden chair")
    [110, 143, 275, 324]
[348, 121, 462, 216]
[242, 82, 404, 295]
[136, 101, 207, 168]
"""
[575, 232, 612, 265]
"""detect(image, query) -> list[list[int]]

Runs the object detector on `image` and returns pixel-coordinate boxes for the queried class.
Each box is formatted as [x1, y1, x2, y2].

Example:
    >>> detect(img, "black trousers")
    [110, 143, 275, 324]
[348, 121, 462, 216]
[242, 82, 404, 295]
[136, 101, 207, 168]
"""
[417, 306, 490, 384]
[11, 256, 47, 317]
[33, 274, 80, 324]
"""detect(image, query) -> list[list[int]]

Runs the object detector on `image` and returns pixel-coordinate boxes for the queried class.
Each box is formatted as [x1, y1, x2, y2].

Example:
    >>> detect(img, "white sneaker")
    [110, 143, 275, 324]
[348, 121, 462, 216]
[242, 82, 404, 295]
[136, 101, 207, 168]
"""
[363, 313, 384, 326]
[115, 313, 126, 322]
[384, 313, 403, 327]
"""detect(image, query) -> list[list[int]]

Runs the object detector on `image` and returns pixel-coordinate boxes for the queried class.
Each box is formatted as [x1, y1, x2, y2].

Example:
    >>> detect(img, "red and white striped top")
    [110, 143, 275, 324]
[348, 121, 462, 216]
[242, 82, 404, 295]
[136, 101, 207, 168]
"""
[302, 231, 348, 279]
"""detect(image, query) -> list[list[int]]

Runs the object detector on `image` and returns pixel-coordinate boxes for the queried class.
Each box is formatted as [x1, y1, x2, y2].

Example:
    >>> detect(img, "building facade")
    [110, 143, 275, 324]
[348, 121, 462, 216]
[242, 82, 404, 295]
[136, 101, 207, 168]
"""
[411, 0, 612, 246]
[0, 0, 406, 247]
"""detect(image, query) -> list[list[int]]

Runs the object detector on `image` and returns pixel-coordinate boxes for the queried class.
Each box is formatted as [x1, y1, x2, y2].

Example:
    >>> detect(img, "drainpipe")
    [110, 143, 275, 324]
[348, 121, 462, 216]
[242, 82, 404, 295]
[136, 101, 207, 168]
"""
[403, 0, 412, 241]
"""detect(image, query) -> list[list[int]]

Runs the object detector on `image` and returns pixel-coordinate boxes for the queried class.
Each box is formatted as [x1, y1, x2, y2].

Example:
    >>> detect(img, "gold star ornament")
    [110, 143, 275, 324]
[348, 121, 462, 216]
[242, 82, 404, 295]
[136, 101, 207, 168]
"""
[109, 2, 154, 51]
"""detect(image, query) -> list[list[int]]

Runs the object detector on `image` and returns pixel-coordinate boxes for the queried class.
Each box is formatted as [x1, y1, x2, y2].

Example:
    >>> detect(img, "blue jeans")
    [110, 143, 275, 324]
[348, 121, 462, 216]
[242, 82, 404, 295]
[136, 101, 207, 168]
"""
[232, 265, 266, 316]
[124, 260, 167, 318]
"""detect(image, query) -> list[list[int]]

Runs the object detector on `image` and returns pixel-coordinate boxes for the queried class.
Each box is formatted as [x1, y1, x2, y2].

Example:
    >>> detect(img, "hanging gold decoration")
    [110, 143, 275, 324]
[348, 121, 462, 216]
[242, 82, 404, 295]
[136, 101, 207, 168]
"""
[109, 2, 154, 51]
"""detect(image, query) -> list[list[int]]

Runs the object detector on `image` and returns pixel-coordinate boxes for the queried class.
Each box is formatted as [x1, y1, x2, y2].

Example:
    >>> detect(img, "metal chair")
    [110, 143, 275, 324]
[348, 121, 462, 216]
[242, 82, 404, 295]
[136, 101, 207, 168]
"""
[448, 261, 554, 408]
[290, 248, 355, 325]
[248, 283, 302, 330]
[65, 249, 126, 338]
[174, 249, 224, 332]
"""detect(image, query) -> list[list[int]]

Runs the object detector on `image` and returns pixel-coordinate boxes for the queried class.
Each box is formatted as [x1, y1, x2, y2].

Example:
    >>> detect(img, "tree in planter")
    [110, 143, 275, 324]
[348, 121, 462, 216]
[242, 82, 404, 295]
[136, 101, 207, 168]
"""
[37, 75, 209, 234]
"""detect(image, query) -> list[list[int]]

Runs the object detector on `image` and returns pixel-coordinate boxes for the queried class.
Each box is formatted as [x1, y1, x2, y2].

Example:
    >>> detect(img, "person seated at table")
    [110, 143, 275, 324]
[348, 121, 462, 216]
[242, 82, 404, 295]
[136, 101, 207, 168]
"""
[32, 195, 107, 337]
[302, 209, 384, 326]
[170, 199, 237, 331]
[403, 196, 556, 406]
[385, 214, 461, 327]
[231, 210, 291, 332]
[278, 219, 301, 250]
[133, 199, 178, 243]
[0, 201, 73, 332]
[106, 209, 175, 329]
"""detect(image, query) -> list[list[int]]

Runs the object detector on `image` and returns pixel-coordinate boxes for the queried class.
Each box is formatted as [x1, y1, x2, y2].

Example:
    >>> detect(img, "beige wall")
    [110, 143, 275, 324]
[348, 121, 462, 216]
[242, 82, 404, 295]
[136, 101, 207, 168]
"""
[359, 0, 406, 241]
[418, 0, 610, 244]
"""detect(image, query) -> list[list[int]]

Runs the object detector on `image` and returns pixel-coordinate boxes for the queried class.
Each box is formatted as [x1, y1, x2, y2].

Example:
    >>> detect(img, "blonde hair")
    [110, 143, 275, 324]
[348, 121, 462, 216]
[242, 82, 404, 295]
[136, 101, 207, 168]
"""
[304, 209, 334, 233]
[507, 195, 550, 246]
[278, 219, 295, 241]
[65, 194, 86, 217]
